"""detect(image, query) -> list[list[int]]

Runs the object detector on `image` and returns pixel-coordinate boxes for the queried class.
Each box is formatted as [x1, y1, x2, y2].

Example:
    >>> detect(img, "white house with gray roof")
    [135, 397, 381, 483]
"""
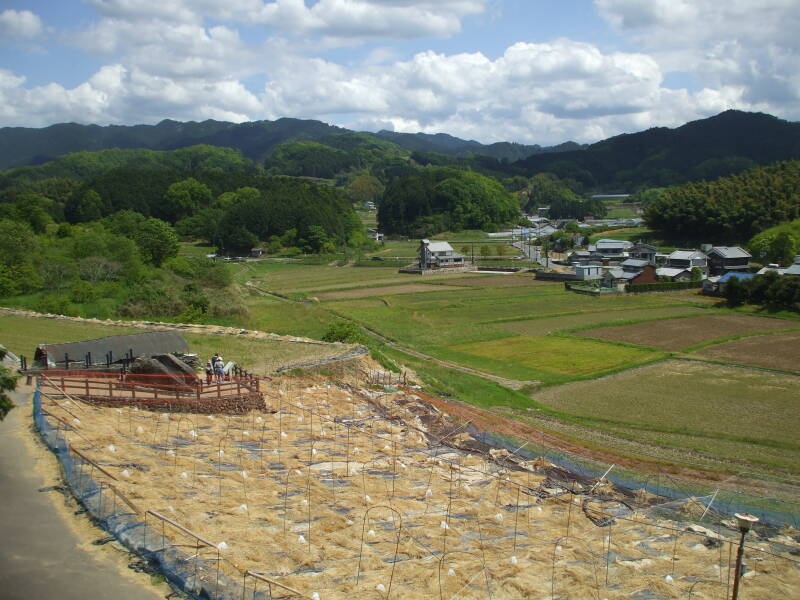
[418, 240, 466, 270]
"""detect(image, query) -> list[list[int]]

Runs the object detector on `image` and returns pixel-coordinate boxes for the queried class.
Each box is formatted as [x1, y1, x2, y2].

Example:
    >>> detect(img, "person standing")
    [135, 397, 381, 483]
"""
[214, 355, 224, 381]
[204, 360, 213, 384]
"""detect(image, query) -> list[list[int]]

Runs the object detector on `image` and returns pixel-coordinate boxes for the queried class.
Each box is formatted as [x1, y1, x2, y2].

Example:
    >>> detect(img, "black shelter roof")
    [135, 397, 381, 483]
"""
[35, 331, 189, 365]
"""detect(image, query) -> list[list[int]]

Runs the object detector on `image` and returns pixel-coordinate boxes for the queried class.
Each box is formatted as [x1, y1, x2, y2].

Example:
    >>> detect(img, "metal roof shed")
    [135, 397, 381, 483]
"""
[34, 331, 189, 368]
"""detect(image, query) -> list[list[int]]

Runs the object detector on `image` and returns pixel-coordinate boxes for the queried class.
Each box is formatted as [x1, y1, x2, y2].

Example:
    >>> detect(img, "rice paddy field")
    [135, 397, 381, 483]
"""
[576, 314, 800, 352]
[231, 259, 800, 488]
[533, 360, 800, 472]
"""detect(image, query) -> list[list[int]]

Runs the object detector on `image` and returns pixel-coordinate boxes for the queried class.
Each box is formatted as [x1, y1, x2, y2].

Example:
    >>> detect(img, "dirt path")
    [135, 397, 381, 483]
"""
[0, 383, 166, 600]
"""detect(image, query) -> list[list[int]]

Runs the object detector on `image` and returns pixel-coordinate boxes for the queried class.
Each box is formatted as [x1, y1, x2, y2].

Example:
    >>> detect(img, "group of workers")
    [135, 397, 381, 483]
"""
[204, 353, 226, 383]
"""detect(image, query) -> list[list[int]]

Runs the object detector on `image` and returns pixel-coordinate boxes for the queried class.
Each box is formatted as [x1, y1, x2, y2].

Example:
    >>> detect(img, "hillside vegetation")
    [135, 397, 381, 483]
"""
[644, 160, 800, 242]
[513, 110, 800, 189]
[378, 168, 519, 236]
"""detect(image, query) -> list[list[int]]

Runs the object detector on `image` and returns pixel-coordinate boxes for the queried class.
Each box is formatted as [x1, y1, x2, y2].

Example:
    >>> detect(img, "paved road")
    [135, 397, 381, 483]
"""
[0, 385, 161, 600]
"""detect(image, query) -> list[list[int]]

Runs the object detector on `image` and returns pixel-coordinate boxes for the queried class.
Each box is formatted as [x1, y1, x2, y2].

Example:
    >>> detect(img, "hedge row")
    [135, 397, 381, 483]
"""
[626, 280, 702, 293]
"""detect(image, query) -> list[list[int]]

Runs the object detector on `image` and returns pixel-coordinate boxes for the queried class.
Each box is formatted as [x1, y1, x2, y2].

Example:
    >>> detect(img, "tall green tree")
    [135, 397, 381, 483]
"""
[132, 218, 179, 266]
[161, 178, 212, 222]
[0, 345, 17, 421]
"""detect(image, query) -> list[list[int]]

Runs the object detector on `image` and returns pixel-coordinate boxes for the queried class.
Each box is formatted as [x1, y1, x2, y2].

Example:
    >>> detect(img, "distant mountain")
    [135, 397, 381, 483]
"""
[0, 118, 564, 171]
[0, 118, 347, 169]
[512, 110, 800, 189]
[373, 130, 581, 161]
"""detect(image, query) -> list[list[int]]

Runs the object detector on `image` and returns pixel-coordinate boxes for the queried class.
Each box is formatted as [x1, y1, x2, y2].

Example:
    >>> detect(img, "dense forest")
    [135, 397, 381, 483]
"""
[378, 168, 519, 236]
[643, 160, 800, 243]
[0, 144, 370, 320]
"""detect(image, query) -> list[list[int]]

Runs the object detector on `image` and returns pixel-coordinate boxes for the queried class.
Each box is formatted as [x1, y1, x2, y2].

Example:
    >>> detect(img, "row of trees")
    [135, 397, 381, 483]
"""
[726, 271, 800, 309]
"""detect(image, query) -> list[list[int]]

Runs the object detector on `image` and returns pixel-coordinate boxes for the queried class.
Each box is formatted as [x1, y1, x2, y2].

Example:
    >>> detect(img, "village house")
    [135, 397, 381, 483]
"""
[705, 246, 751, 275]
[666, 250, 708, 274]
[590, 239, 633, 260]
[367, 228, 385, 243]
[628, 242, 658, 263]
[418, 240, 466, 270]
[656, 267, 694, 281]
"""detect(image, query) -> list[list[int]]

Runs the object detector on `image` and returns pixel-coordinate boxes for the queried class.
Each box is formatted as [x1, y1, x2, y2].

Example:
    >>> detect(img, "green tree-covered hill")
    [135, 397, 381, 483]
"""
[513, 111, 800, 189]
[644, 160, 800, 243]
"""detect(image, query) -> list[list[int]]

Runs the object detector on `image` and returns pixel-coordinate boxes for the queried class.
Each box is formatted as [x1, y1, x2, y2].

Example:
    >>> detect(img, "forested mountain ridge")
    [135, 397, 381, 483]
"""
[512, 110, 800, 189]
[0, 117, 565, 170]
[373, 130, 582, 161]
[0, 118, 345, 169]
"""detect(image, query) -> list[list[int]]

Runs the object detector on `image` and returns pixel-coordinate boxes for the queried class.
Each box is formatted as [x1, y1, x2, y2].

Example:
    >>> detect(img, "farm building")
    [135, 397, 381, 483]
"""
[575, 264, 602, 280]
[706, 246, 751, 275]
[33, 331, 189, 369]
[418, 239, 466, 270]
[628, 264, 658, 284]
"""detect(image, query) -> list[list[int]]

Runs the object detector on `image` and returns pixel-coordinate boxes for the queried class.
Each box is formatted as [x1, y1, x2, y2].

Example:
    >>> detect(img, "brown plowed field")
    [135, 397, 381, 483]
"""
[576, 314, 798, 351]
[696, 330, 800, 372]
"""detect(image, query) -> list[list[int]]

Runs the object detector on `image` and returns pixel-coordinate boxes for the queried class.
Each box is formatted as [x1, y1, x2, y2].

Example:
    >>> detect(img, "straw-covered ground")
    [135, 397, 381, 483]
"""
[42, 378, 800, 600]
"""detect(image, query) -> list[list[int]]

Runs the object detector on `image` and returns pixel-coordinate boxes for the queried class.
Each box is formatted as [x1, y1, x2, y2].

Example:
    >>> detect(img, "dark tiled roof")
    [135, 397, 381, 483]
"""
[36, 331, 188, 365]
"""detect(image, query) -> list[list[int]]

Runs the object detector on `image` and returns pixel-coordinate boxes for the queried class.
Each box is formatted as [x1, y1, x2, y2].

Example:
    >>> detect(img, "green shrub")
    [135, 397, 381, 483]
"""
[321, 321, 367, 344]
[626, 281, 702, 293]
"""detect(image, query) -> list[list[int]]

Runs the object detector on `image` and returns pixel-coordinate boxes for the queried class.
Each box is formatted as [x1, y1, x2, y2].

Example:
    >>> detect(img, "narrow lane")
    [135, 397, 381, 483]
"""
[0, 385, 163, 600]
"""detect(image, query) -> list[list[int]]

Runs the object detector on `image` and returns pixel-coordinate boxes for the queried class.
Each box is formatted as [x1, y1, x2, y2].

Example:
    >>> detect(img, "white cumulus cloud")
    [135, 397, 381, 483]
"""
[596, 0, 800, 116]
[0, 9, 44, 38]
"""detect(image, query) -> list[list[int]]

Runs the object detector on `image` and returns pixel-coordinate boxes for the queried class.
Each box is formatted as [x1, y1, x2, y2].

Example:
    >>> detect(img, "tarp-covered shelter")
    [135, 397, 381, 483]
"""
[34, 331, 189, 368]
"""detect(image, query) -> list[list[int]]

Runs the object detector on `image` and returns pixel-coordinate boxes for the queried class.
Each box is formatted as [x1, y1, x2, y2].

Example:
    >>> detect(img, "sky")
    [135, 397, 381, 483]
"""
[0, 0, 798, 145]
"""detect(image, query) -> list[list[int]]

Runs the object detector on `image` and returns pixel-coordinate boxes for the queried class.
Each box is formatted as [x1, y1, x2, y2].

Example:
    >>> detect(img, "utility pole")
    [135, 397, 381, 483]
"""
[731, 512, 759, 600]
